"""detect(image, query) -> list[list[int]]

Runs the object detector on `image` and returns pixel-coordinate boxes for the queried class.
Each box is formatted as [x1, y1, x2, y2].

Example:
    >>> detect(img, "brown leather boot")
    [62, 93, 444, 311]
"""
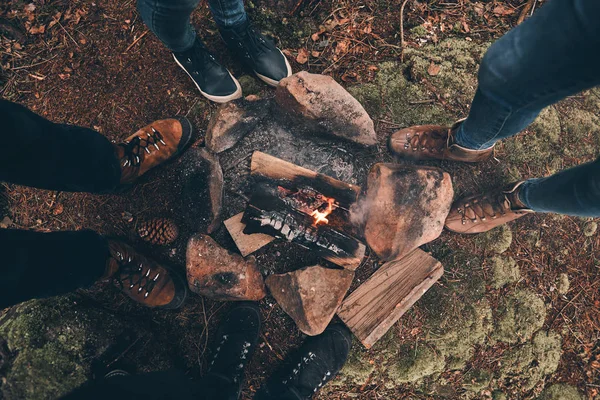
[115, 117, 193, 185]
[103, 240, 187, 309]
[388, 120, 493, 162]
[445, 181, 534, 234]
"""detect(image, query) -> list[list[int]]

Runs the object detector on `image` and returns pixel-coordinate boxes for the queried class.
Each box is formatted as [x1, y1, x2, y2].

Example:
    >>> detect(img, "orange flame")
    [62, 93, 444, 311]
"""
[311, 198, 335, 225]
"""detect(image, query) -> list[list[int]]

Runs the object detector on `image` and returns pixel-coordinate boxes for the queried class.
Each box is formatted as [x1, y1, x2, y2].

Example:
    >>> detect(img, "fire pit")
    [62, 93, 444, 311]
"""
[183, 72, 453, 345]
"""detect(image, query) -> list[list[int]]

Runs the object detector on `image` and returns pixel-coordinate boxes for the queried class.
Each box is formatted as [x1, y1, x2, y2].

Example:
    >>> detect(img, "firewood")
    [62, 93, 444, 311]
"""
[224, 212, 275, 257]
[337, 249, 443, 348]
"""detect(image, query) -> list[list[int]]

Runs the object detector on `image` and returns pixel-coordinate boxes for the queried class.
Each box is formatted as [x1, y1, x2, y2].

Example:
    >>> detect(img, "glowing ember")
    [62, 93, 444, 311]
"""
[311, 197, 336, 225]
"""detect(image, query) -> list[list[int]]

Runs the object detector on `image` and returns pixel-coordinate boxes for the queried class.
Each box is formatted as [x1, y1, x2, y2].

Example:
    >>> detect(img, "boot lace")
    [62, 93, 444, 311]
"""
[119, 127, 167, 167]
[457, 193, 511, 224]
[233, 24, 269, 59]
[112, 250, 160, 299]
[404, 128, 453, 153]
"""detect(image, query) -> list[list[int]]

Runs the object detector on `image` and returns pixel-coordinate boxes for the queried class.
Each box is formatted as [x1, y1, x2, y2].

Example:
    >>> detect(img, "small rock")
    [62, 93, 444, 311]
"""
[178, 148, 224, 234]
[537, 384, 583, 400]
[186, 234, 266, 301]
[205, 97, 269, 153]
[556, 273, 570, 295]
[265, 265, 354, 336]
[488, 256, 520, 289]
[353, 163, 453, 261]
[275, 72, 377, 146]
[583, 221, 597, 237]
[0, 216, 12, 228]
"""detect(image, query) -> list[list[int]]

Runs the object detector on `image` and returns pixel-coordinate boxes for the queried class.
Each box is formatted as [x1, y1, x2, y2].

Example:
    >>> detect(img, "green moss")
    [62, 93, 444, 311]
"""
[410, 25, 429, 37]
[488, 256, 520, 289]
[537, 383, 583, 400]
[462, 368, 492, 393]
[530, 107, 561, 144]
[492, 288, 546, 344]
[0, 296, 129, 400]
[333, 340, 375, 386]
[556, 273, 570, 295]
[347, 83, 384, 120]
[499, 330, 562, 391]
[492, 391, 508, 400]
[561, 108, 600, 160]
[386, 344, 445, 385]
[474, 225, 513, 254]
[238, 75, 262, 96]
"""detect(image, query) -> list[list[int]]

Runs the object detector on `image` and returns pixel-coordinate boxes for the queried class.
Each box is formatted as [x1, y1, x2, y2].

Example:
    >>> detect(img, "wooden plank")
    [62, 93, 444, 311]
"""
[250, 151, 360, 208]
[224, 212, 275, 257]
[337, 249, 443, 348]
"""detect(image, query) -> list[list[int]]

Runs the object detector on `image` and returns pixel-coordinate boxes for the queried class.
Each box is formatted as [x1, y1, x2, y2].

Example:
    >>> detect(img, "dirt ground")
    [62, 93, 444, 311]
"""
[0, 0, 599, 399]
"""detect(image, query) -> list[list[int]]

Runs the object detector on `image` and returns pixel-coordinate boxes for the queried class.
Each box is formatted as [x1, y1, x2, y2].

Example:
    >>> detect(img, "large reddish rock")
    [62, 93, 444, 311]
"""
[186, 234, 266, 301]
[275, 72, 377, 146]
[265, 265, 354, 336]
[206, 96, 270, 153]
[352, 163, 453, 261]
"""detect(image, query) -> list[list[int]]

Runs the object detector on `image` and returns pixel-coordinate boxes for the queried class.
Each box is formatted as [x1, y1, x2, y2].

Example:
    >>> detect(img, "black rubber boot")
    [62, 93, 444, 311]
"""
[173, 37, 242, 103]
[220, 20, 292, 87]
[255, 324, 352, 400]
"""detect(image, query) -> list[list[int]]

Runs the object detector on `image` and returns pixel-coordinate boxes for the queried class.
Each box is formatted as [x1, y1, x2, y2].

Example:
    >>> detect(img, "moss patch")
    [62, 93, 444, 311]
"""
[462, 368, 492, 394]
[493, 288, 546, 344]
[488, 256, 520, 289]
[474, 225, 513, 254]
[583, 221, 598, 237]
[386, 344, 445, 385]
[499, 330, 562, 391]
[556, 273, 570, 295]
[537, 383, 583, 400]
[238, 75, 262, 97]
[333, 340, 376, 386]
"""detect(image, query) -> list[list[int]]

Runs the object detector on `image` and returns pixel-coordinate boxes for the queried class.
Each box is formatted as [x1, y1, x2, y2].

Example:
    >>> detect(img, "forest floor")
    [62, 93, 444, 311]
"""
[0, 0, 598, 399]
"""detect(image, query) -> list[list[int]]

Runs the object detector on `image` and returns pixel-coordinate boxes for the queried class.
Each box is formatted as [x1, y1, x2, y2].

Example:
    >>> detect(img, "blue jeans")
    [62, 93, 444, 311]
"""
[137, 0, 247, 52]
[455, 0, 600, 216]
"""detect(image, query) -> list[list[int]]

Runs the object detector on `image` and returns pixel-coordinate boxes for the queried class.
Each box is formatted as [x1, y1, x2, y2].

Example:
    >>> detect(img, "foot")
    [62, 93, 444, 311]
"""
[389, 120, 493, 162]
[206, 302, 261, 395]
[104, 240, 188, 309]
[220, 20, 292, 87]
[173, 38, 242, 103]
[256, 324, 352, 400]
[115, 117, 193, 185]
[445, 181, 534, 234]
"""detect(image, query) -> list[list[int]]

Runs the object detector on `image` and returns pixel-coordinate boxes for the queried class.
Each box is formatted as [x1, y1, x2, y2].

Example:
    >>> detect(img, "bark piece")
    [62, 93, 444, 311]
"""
[275, 72, 377, 146]
[352, 163, 453, 261]
[266, 265, 354, 335]
[224, 212, 275, 257]
[206, 97, 270, 153]
[337, 249, 443, 348]
[178, 148, 224, 234]
[186, 234, 266, 301]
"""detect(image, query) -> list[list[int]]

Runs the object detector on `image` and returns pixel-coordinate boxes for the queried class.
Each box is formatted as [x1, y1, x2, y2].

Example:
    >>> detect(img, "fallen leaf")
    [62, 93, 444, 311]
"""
[52, 204, 64, 216]
[311, 51, 320, 57]
[462, 21, 470, 33]
[427, 61, 441, 76]
[58, 73, 71, 80]
[493, 4, 515, 16]
[296, 48, 309, 64]
[311, 32, 320, 42]
[29, 25, 46, 34]
[79, 38, 87, 45]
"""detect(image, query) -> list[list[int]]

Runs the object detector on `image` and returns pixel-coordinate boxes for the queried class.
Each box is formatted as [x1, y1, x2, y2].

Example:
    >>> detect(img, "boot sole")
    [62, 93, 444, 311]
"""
[173, 54, 243, 103]
[254, 49, 293, 87]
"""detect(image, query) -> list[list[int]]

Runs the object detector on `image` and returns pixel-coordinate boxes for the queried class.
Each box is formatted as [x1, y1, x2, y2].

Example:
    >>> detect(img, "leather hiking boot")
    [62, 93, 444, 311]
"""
[220, 20, 292, 87]
[173, 38, 242, 103]
[206, 302, 261, 396]
[445, 181, 534, 234]
[115, 117, 193, 185]
[255, 324, 352, 400]
[104, 240, 187, 309]
[389, 120, 493, 162]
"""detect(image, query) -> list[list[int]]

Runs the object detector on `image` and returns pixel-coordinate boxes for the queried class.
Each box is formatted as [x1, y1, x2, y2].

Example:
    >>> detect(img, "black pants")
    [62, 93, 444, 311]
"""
[0, 100, 121, 309]
[61, 370, 300, 400]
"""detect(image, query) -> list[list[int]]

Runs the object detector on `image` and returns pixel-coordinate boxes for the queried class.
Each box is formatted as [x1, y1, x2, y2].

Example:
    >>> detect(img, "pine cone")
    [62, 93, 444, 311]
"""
[137, 218, 179, 245]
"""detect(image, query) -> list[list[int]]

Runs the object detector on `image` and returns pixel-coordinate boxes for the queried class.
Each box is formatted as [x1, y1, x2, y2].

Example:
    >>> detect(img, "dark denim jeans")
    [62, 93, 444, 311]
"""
[454, 0, 600, 216]
[137, 0, 247, 52]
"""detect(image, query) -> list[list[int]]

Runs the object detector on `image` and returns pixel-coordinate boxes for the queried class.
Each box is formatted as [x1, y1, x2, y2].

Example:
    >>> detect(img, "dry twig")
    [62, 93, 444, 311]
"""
[399, 0, 410, 62]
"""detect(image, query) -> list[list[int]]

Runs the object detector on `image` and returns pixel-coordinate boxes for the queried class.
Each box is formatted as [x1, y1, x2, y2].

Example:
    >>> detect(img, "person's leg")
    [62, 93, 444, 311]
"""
[255, 324, 352, 400]
[0, 99, 121, 193]
[208, 0, 247, 29]
[455, 0, 600, 149]
[389, 0, 600, 161]
[0, 229, 109, 309]
[520, 157, 600, 216]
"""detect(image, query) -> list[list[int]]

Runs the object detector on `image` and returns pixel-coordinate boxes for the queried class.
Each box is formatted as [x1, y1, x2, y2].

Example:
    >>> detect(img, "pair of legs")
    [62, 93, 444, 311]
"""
[137, 0, 292, 102]
[62, 303, 352, 400]
[390, 0, 600, 233]
[0, 99, 191, 309]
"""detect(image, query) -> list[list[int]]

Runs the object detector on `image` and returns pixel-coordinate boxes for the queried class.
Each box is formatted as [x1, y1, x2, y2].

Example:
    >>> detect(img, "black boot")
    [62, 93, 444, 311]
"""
[220, 20, 292, 87]
[173, 37, 242, 103]
[205, 302, 262, 397]
[256, 324, 352, 400]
